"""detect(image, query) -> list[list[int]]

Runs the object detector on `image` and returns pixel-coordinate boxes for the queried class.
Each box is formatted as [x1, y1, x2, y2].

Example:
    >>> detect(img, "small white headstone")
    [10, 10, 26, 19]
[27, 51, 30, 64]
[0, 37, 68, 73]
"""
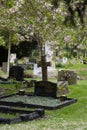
[62, 57, 68, 64]
[10, 53, 16, 63]
[33, 64, 42, 77]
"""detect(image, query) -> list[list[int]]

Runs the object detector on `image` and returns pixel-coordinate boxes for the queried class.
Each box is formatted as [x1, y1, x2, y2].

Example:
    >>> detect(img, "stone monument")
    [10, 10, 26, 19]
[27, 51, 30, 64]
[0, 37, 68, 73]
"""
[45, 41, 57, 78]
[10, 53, 16, 64]
[38, 55, 51, 81]
[33, 42, 57, 78]
[2, 62, 7, 73]
[57, 69, 77, 85]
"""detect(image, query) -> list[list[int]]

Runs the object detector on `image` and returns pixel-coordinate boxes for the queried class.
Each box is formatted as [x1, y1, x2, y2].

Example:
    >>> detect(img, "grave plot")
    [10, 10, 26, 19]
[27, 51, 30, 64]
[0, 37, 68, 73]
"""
[0, 81, 77, 110]
[0, 105, 44, 124]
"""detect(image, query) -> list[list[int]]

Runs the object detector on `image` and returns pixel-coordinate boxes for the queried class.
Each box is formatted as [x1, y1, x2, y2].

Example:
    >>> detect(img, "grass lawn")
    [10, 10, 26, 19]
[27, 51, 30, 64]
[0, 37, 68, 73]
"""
[0, 63, 87, 130]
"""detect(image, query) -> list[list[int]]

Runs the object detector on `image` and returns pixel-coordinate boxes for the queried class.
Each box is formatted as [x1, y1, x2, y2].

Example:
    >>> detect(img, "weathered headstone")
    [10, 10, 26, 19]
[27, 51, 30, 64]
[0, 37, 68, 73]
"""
[72, 58, 77, 64]
[2, 62, 7, 73]
[58, 70, 77, 84]
[34, 81, 57, 98]
[38, 55, 51, 81]
[57, 81, 69, 95]
[14, 58, 18, 66]
[9, 66, 24, 81]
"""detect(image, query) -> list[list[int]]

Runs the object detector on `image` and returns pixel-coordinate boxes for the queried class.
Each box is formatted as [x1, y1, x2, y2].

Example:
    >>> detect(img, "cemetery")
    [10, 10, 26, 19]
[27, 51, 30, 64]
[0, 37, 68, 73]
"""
[0, 0, 87, 130]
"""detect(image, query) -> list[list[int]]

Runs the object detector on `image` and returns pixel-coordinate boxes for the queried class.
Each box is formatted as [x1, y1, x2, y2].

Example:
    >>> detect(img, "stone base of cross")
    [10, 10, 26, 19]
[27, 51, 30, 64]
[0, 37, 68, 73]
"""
[38, 55, 51, 81]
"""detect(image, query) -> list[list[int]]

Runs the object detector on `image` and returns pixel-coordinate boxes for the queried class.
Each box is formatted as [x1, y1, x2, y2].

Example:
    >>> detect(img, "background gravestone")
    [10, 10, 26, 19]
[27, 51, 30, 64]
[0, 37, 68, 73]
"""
[10, 53, 16, 64]
[34, 81, 57, 98]
[2, 62, 7, 73]
[45, 41, 57, 78]
[57, 81, 69, 96]
[9, 66, 24, 81]
[58, 70, 77, 85]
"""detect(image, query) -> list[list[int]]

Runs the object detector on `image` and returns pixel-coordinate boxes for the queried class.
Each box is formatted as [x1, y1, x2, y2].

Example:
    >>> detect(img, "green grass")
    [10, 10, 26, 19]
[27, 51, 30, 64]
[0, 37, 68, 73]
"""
[0, 63, 87, 129]
[65, 62, 87, 70]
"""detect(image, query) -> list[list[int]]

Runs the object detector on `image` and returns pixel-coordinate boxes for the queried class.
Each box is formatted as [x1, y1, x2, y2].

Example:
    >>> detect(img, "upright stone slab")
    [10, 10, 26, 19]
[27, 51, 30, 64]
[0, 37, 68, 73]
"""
[10, 53, 16, 64]
[34, 64, 42, 77]
[58, 70, 77, 85]
[2, 62, 7, 73]
[57, 81, 69, 96]
[34, 81, 57, 98]
[9, 66, 24, 81]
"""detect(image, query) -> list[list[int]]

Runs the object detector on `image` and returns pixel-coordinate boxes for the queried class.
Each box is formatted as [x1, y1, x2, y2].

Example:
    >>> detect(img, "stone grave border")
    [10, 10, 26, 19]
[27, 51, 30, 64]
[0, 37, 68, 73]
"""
[0, 105, 44, 124]
[0, 93, 77, 110]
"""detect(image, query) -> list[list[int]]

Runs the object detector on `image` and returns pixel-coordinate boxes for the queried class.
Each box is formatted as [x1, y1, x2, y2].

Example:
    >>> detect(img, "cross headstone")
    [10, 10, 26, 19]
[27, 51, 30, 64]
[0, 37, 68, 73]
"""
[38, 55, 51, 81]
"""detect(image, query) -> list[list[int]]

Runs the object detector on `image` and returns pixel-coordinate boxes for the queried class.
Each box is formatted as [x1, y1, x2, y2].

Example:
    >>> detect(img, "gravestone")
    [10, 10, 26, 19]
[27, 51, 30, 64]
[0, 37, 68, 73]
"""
[72, 58, 77, 64]
[9, 66, 24, 81]
[38, 55, 51, 81]
[14, 58, 18, 66]
[62, 57, 68, 64]
[58, 70, 77, 85]
[34, 64, 42, 77]
[45, 41, 57, 77]
[34, 81, 57, 98]
[33, 42, 57, 78]
[56, 57, 62, 63]
[10, 53, 16, 63]
[57, 81, 69, 96]
[2, 62, 7, 73]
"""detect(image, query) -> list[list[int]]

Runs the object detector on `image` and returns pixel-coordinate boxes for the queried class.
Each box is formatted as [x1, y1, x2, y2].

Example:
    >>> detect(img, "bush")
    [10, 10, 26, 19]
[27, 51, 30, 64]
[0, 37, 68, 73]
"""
[55, 63, 65, 68]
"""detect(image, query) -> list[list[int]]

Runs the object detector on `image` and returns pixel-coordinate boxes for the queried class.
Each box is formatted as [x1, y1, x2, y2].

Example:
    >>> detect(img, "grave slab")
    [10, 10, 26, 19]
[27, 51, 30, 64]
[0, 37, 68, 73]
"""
[0, 93, 77, 110]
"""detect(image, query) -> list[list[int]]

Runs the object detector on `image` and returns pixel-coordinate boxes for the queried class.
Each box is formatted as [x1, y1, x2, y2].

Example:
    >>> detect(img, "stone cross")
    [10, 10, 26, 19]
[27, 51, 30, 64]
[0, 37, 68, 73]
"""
[38, 55, 51, 81]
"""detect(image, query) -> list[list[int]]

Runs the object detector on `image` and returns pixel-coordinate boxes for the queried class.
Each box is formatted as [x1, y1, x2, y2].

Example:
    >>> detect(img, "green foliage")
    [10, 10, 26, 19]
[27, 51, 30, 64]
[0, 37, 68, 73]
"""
[56, 63, 65, 68]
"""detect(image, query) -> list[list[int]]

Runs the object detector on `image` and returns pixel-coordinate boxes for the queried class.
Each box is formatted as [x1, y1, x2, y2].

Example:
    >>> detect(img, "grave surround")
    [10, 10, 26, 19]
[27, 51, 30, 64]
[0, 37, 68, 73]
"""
[0, 105, 44, 124]
[0, 81, 77, 110]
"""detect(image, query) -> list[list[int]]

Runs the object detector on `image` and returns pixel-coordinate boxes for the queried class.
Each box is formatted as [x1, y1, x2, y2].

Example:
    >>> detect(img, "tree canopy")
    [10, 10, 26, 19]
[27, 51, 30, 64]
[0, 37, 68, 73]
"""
[0, 0, 87, 56]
